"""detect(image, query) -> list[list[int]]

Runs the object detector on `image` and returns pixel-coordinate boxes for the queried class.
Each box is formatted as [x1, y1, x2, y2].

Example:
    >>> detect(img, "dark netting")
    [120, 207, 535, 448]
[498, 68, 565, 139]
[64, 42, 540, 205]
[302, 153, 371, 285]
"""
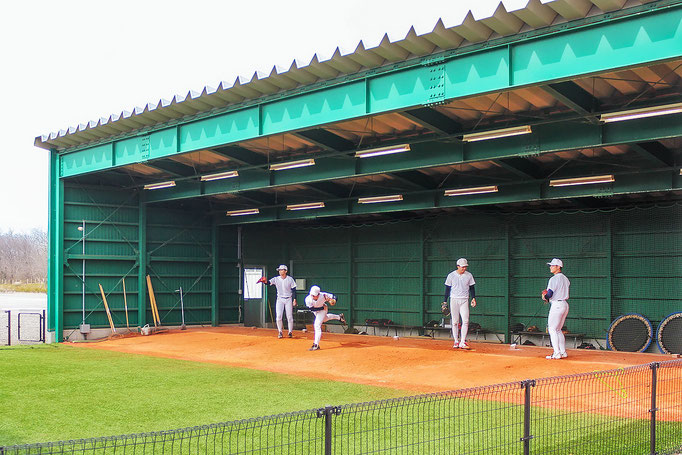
[608, 314, 653, 352]
[657, 312, 682, 355]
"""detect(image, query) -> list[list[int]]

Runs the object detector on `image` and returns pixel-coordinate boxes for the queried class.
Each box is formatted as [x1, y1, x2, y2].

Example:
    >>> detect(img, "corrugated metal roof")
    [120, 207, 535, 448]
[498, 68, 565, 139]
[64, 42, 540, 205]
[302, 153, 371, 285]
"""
[35, 0, 658, 151]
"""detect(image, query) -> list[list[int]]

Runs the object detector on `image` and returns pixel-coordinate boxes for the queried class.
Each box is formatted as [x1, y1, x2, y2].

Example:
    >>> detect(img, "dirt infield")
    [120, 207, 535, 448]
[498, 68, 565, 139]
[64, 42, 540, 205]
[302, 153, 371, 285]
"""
[70, 326, 673, 393]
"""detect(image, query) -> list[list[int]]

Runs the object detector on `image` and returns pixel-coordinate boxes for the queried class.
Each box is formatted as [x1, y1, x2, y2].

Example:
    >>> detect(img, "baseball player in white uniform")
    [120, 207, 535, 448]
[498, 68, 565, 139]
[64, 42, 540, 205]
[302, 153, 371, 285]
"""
[443, 258, 477, 349]
[258, 265, 297, 338]
[542, 258, 570, 359]
[304, 285, 345, 351]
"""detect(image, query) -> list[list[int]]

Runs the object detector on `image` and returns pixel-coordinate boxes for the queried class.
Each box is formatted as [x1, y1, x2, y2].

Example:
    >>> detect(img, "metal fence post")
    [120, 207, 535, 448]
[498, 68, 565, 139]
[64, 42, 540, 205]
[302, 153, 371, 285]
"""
[521, 379, 536, 455]
[650, 362, 659, 455]
[6, 310, 10, 347]
[316, 405, 341, 455]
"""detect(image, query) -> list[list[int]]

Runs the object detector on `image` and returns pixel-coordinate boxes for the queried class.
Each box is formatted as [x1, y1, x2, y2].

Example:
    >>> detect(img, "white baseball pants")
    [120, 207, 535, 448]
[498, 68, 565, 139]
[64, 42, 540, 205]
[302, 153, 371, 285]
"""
[547, 300, 569, 355]
[313, 308, 341, 345]
[275, 297, 294, 333]
[449, 298, 470, 344]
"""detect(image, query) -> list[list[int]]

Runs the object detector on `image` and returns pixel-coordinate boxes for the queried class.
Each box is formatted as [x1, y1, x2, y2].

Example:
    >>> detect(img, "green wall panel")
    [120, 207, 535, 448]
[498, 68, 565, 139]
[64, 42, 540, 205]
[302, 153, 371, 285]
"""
[179, 108, 260, 153]
[61, 144, 113, 177]
[149, 128, 178, 158]
[444, 48, 509, 97]
[263, 82, 366, 135]
[61, 185, 140, 331]
[511, 7, 682, 86]
[239, 205, 682, 340]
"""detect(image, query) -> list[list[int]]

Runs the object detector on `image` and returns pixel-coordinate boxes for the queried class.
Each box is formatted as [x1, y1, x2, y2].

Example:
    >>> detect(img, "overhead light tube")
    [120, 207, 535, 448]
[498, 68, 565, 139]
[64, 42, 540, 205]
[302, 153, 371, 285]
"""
[269, 159, 315, 171]
[286, 202, 325, 211]
[144, 181, 176, 190]
[600, 102, 682, 123]
[462, 125, 532, 142]
[355, 144, 411, 158]
[549, 175, 615, 187]
[227, 208, 260, 216]
[444, 186, 498, 196]
[201, 170, 239, 181]
[358, 194, 404, 204]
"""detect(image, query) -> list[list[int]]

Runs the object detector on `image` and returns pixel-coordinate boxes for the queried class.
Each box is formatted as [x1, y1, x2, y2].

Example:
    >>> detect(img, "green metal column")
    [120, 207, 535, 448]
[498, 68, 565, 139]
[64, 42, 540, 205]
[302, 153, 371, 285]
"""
[138, 192, 147, 326]
[48, 150, 64, 342]
[606, 215, 613, 324]
[347, 230, 354, 328]
[211, 220, 219, 326]
[420, 222, 427, 328]
[504, 221, 511, 343]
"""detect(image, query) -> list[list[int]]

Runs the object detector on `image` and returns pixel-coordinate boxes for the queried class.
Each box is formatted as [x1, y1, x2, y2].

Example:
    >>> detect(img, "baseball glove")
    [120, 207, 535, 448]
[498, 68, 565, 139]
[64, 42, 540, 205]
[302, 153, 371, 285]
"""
[441, 302, 450, 316]
[257, 276, 267, 284]
[541, 290, 548, 302]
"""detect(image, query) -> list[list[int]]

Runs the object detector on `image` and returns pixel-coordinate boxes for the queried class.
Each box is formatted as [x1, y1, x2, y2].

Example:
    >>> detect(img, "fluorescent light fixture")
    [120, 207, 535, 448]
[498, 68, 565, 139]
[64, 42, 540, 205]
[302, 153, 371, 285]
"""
[269, 159, 315, 171]
[358, 194, 404, 204]
[355, 144, 411, 158]
[549, 175, 615, 187]
[600, 102, 682, 123]
[286, 202, 325, 211]
[201, 170, 239, 181]
[144, 181, 176, 190]
[462, 125, 532, 142]
[226, 208, 259, 216]
[444, 186, 498, 197]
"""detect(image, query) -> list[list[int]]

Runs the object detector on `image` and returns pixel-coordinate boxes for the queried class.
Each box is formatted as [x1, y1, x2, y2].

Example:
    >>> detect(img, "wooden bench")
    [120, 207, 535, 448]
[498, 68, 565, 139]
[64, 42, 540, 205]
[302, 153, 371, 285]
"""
[512, 331, 585, 349]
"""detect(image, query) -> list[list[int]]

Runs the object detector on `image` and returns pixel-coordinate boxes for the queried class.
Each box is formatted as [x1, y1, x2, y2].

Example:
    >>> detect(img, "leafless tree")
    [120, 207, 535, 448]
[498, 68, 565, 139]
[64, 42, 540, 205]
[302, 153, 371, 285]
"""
[0, 229, 47, 283]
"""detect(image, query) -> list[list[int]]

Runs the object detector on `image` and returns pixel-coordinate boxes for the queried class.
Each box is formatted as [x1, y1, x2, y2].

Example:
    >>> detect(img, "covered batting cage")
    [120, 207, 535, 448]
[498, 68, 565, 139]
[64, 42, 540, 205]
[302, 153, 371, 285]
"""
[38, 0, 681, 344]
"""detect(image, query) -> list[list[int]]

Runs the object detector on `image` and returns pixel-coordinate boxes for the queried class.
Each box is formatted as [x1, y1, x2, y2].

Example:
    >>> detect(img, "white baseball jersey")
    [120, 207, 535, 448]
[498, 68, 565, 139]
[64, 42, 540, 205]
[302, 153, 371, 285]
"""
[305, 292, 334, 310]
[444, 270, 476, 299]
[269, 275, 296, 299]
[547, 273, 570, 301]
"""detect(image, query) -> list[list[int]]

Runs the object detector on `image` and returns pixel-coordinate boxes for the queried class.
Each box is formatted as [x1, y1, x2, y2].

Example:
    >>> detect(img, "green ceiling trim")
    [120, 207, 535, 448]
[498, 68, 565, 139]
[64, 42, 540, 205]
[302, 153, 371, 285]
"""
[145, 114, 682, 204]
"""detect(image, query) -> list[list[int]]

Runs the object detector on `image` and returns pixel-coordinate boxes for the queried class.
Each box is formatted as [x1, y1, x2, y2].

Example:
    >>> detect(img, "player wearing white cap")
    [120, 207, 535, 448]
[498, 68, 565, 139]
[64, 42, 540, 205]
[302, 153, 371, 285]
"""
[258, 265, 297, 338]
[443, 258, 477, 349]
[304, 285, 345, 351]
[542, 258, 570, 359]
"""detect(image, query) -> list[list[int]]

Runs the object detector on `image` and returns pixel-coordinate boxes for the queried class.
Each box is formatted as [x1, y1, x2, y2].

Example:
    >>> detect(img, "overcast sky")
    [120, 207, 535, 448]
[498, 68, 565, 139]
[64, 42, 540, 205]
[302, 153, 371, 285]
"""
[0, 0, 506, 233]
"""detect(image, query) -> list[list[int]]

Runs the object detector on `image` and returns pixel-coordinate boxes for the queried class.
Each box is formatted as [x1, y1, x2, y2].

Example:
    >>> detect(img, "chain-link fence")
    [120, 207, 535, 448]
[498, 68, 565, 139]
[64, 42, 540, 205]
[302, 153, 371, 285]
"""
[2, 360, 681, 454]
[0, 310, 45, 346]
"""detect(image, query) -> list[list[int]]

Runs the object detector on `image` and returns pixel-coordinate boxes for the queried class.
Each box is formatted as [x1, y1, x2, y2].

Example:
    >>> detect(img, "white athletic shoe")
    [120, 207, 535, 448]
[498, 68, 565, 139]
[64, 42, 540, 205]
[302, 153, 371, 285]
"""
[459, 342, 471, 350]
[452, 343, 459, 349]
[560, 352, 568, 358]
[546, 353, 562, 360]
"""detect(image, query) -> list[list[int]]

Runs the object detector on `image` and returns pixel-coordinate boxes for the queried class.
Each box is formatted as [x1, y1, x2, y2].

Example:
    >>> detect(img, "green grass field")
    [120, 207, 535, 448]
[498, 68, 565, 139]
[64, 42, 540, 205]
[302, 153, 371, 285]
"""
[0, 283, 46, 293]
[2, 345, 680, 454]
[0, 345, 408, 446]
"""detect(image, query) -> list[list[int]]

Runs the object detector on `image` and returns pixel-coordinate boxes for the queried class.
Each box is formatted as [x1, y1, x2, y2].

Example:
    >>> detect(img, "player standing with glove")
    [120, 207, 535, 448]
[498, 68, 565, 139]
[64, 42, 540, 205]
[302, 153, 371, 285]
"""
[443, 258, 477, 349]
[305, 285, 345, 351]
[258, 265, 297, 339]
[542, 258, 570, 359]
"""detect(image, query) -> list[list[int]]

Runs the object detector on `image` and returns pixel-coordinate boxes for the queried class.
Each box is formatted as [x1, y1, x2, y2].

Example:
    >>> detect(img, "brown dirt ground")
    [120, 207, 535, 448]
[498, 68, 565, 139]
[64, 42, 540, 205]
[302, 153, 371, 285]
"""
[69, 326, 673, 393]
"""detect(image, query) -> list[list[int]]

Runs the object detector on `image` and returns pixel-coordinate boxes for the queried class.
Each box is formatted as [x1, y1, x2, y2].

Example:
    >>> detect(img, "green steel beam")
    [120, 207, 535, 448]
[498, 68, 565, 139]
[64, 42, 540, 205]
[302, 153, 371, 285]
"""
[145, 160, 196, 178]
[138, 192, 147, 327]
[57, 4, 682, 177]
[217, 169, 680, 225]
[494, 157, 542, 179]
[630, 142, 675, 167]
[540, 81, 600, 120]
[146, 114, 682, 204]
[401, 107, 462, 135]
[293, 129, 355, 152]
[211, 220, 219, 327]
[209, 145, 268, 166]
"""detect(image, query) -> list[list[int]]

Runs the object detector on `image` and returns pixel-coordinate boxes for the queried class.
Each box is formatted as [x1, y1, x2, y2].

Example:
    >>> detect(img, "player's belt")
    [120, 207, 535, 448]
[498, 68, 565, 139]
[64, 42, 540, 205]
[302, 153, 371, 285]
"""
[278, 295, 292, 299]
[309, 306, 325, 312]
